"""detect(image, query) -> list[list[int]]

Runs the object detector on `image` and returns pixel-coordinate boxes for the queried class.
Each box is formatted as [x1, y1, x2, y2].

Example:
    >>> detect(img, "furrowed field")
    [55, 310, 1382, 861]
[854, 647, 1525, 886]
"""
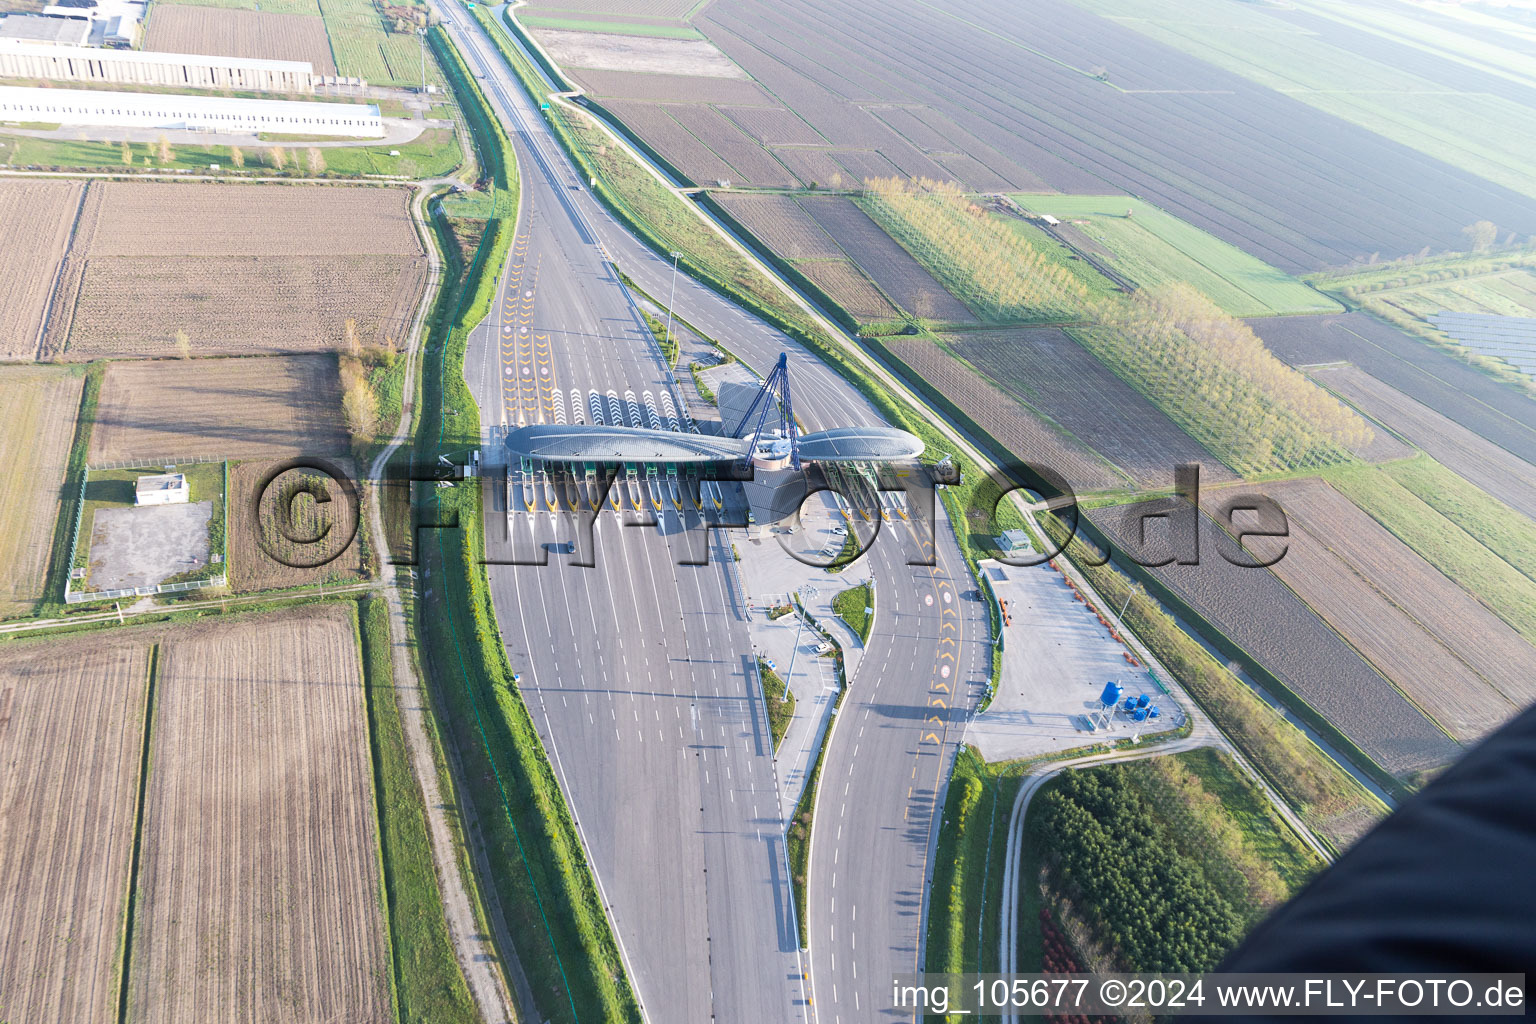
[1087, 501, 1459, 777]
[88, 355, 349, 464]
[1017, 194, 1339, 316]
[0, 180, 83, 360]
[0, 366, 82, 617]
[227, 458, 366, 591]
[144, 5, 337, 73]
[0, 635, 151, 1024]
[44, 182, 427, 359]
[690, 0, 1536, 268]
[128, 607, 392, 1024]
[943, 328, 1232, 486]
[1311, 365, 1536, 521]
[1255, 478, 1535, 743]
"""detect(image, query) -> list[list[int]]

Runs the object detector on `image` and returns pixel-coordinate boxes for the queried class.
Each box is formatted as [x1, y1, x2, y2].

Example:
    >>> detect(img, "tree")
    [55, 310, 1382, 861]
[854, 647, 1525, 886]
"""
[1462, 219, 1497, 251]
[343, 317, 360, 358]
[120, 141, 133, 167]
[229, 144, 244, 169]
[174, 329, 191, 359]
[156, 134, 172, 164]
[268, 146, 287, 170]
[306, 147, 325, 175]
[342, 377, 377, 439]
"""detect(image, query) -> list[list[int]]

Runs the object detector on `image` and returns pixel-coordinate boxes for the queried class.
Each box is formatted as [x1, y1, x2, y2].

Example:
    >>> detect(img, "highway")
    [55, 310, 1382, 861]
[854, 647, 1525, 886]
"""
[433, 5, 992, 1022]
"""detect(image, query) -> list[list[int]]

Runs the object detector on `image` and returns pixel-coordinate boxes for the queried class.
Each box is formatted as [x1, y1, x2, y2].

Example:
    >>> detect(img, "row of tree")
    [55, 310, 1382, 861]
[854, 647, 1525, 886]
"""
[1036, 765, 1247, 973]
[119, 137, 327, 174]
[862, 176, 1091, 320]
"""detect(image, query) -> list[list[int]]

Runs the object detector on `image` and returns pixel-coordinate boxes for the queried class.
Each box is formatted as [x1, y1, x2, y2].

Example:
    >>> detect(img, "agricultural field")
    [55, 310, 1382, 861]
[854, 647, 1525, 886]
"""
[1086, 501, 1459, 777]
[1383, 457, 1536, 585]
[1016, 195, 1339, 316]
[0, 635, 151, 1024]
[89, 355, 349, 464]
[798, 194, 974, 321]
[877, 335, 1124, 494]
[1325, 464, 1536, 646]
[315, 0, 442, 87]
[1254, 477, 1534, 743]
[860, 179, 1104, 322]
[1069, 0, 1536, 201]
[600, 100, 738, 185]
[943, 328, 1232, 487]
[529, 27, 742, 77]
[0, 366, 82, 617]
[227, 458, 366, 592]
[570, 67, 774, 105]
[1251, 312, 1536, 467]
[44, 182, 427, 359]
[128, 606, 392, 1023]
[144, 5, 338, 74]
[154, 0, 321, 17]
[523, 0, 698, 17]
[1310, 364, 1536, 521]
[0, 179, 83, 361]
[795, 258, 898, 323]
[719, 105, 825, 147]
[1073, 286, 1374, 477]
[666, 104, 797, 187]
[714, 192, 843, 259]
[691, 0, 1536, 269]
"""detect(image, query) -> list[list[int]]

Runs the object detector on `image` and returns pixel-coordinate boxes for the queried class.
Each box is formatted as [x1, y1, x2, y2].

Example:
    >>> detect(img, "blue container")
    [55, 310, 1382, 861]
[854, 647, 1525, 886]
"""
[1123, 696, 1137, 712]
[1099, 681, 1123, 708]
[1133, 706, 1150, 722]
[1135, 693, 1150, 709]
[1149, 706, 1161, 719]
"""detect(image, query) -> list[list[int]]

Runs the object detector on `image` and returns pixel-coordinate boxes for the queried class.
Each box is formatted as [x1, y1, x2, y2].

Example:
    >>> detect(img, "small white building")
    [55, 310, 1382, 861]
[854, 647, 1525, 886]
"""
[0, 85, 384, 137]
[999, 528, 1033, 554]
[135, 472, 189, 506]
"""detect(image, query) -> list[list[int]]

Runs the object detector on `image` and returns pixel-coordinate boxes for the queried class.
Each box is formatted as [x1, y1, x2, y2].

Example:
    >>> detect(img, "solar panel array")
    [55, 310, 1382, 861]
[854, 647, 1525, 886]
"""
[1430, 311, 1536, 377]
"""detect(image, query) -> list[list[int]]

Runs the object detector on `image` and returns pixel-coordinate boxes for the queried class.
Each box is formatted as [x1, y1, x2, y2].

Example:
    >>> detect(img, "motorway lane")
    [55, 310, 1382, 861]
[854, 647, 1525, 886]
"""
[435, 5, 808, 1022]
[446, 6, 992, 1021]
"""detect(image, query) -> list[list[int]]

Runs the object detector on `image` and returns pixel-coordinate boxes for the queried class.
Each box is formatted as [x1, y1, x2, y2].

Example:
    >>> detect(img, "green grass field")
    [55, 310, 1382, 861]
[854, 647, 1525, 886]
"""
[521, 15, 701, 38]
[0, 128, 457, 177]
[1378, 457, 1536, 585]
[358, 596, 479, 1024]
[1326, 462, 1536, 647]
[1018, 194, 1339, 316]
[317, 0, 444, 87]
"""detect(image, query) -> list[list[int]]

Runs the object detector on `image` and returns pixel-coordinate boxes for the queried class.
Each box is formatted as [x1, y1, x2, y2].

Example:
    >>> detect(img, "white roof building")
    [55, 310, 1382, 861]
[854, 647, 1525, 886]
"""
[134, 472, 189, 505]
[0, 38, 315, 91]
[0, 14, 91, 46]
[0, 84, 384, 137]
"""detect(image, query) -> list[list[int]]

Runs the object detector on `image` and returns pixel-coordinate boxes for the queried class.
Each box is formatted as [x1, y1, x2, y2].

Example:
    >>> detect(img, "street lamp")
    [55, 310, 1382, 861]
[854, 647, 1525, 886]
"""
[1119, 581, 1143, 620]
[417, 26, 428, 97]
[663, 250, 681, 353]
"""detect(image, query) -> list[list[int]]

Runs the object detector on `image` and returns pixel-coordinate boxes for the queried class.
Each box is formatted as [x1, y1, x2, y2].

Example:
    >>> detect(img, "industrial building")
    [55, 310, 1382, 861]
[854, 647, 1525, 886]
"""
[0, 84, 384, 136]
[0, 38, 317, 91]
[0, 14, 90, 46]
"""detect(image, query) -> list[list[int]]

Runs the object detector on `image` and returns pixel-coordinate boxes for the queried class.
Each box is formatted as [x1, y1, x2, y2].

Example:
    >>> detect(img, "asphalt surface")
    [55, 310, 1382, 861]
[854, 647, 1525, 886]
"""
[433, 6, 992, 1022]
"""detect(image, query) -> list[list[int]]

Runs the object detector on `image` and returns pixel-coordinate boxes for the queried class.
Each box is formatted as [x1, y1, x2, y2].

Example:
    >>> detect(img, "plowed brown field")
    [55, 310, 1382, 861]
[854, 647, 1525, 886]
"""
[0, 635, 151, 1024]
[0, 180, 82, 360]
[144, 6, 336, 74]
[127, 606, 390, 1024]
[715, 193, 843, 259]
[227, 458, 366, 592]
[45, 183, 426, 358]
[89, 355, 348, 464]
[1257, 478, 1533, 741]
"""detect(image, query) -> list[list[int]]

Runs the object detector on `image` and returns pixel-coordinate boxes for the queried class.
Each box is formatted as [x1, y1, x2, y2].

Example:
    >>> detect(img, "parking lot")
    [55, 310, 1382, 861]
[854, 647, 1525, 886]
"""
[964, 556, 1178, 761]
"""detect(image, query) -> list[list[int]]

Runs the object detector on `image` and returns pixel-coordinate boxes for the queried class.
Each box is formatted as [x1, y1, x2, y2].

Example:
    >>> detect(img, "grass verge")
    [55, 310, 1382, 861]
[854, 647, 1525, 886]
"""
[359, 594, 479, 1024]
[832, 582, 872, 643]
[758, 657, 795, 752]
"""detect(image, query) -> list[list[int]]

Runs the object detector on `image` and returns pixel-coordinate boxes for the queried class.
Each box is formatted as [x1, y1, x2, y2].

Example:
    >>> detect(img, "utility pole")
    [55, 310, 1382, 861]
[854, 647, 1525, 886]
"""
[418, 26, 428, 97]
[663, 250, 681, 353]
[1119, 581, 1142, 620]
